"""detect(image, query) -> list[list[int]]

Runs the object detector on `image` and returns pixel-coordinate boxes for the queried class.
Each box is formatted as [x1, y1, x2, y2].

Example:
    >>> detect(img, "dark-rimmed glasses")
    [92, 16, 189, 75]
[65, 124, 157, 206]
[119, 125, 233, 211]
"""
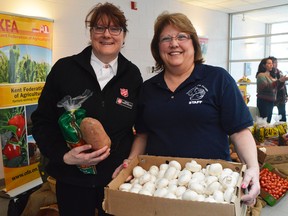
[92, 26, 123, 36]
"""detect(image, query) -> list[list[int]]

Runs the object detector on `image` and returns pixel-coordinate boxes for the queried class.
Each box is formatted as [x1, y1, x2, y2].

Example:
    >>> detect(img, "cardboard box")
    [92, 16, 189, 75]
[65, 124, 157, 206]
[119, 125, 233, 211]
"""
[259, 163, 288, 206]
[257, 146, 288, 164]
[103, 155, 247, 216]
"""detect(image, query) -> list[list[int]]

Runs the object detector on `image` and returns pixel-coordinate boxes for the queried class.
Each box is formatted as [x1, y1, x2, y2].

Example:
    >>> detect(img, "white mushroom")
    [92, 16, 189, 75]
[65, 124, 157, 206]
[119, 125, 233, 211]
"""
[164, 166, 177, 180]
[130, 178, 139, 185]
[155, 178, 169, 189]
[205, 175, 218, 186]
[157, 169, 166, 179]
[204, 196, 216, 203]
[159, 163, 169, 171]
[139, 173, 152, 185]
[119, 183, 132, 191]
[205, 181, 221, 195]
[221, 175, 237, 189]
[131, 183, 142, 190]
[165, 192, 177, 199]
[223, 187, 235, 203]
[133, 166, 146, 178]
[138, 189, 153, 196]
[213, 190, 224, 203]
[169, 160, 182, 170]
[222, 168, 233, 175]
[197, 194, 206, 201]
[188, 182, 205, 194]
[154, 188, 169, 197]
[182, 190, 199, 201]
[142, 181, 156, 194]
[149, 165, 159, 176]
[191, 171, 205, 182]
[130, 187, 141, 193]
[168, 179, 178, 187]
[167, 184, 178, 194]
[185, 160, 202, 172]
[208, 163, 223, 177]
[175, 186, 187, 197]
[178, 169, 192, 178]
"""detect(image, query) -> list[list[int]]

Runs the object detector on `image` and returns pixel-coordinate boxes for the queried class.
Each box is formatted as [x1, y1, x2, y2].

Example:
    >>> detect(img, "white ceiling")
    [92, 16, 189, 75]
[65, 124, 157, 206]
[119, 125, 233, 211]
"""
[178, 0, 288, 23]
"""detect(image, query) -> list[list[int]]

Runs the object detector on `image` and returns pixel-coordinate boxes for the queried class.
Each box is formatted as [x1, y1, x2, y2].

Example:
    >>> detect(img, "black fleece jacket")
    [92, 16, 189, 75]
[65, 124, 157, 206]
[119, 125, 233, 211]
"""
[31, 46, 143, 187]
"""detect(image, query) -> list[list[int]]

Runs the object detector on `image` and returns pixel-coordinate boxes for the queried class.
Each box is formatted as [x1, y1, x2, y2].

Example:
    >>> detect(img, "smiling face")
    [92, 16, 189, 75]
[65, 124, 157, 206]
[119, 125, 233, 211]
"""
[90, 16, 125, 63]
[159, 25, 195, 72]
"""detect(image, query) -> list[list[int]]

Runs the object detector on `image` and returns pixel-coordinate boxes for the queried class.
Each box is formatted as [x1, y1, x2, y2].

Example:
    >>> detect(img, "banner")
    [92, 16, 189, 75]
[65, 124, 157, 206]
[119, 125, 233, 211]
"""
[0, 12, 53, 197]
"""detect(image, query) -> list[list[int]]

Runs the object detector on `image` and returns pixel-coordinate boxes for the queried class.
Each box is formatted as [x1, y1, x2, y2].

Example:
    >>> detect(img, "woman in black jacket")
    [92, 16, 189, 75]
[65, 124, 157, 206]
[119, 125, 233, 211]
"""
[31, 3, 142, 216]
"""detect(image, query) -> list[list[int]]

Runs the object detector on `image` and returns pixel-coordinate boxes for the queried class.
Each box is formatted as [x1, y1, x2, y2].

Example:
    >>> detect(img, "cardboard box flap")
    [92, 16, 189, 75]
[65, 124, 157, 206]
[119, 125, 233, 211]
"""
[104, 190, 237, 216]
[257, 146, 288, 164]
[258, 146, 288, 155]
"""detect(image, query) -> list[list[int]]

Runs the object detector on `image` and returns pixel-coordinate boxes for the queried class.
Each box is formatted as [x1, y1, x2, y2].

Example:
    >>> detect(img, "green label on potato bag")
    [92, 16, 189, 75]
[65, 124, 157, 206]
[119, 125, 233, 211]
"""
[58, 108, 85, 144]
[58, 108, 96, 175]
[78, 165, 96, 175]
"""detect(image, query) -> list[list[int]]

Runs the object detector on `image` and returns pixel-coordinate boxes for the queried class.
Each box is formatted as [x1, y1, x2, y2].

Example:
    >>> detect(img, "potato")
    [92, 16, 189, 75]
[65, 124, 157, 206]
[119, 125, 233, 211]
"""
[80, 117, 111, 150]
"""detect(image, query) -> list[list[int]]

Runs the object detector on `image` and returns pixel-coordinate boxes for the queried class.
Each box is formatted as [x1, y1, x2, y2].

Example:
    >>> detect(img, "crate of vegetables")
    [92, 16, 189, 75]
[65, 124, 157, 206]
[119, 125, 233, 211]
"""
[259, 163, 288, 206]
[103, 155, 247, 216]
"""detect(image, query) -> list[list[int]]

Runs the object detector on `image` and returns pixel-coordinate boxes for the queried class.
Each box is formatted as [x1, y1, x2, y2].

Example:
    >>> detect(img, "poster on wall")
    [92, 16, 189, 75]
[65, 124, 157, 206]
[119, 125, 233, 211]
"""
[0, 12, 53, 197]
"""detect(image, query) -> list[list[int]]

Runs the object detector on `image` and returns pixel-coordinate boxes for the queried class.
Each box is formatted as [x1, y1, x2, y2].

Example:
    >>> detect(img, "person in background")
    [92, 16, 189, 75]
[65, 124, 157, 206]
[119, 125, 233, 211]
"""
[114, 11, 260, 206]
[31, 3, 142, 216]
[269, 56, 287, 122]
[256, 57, 288, 123]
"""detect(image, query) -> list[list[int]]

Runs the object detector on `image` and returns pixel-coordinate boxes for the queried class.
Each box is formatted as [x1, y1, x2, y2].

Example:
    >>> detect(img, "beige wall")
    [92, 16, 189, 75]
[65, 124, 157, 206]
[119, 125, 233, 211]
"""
[0, 0, 228, 80]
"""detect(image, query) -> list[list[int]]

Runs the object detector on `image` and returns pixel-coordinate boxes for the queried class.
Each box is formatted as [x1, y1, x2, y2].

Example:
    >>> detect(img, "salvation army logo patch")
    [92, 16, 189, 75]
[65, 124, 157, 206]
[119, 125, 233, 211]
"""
[120, 88, 129, 98]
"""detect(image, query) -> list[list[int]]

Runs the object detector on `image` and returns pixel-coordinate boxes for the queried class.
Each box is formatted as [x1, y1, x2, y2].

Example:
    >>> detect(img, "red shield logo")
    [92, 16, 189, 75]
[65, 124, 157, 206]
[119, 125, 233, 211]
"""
[120, 88, 129, 98]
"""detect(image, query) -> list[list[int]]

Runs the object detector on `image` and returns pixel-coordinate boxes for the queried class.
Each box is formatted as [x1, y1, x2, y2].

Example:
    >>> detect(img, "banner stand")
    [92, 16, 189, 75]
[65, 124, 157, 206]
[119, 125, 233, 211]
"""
[1, 177, 42, 198]
[0, 12, 53, 197]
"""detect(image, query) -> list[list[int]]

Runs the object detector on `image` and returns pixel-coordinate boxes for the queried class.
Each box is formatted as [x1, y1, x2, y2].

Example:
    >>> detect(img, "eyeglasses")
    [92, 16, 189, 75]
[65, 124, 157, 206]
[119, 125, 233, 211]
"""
[92, 26, 123, 36]
[159, 33, 191, 44]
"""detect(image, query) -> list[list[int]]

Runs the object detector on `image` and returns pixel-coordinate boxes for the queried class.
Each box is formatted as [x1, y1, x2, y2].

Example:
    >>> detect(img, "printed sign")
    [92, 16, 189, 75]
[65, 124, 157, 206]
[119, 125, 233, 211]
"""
[0, 12, 53, 197]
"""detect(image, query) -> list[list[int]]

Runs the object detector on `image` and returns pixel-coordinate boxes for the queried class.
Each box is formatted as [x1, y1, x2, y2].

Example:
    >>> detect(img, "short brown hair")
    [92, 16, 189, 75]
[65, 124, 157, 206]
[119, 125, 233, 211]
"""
[151, 12, 204, 71]
[85, 2, 128, 33]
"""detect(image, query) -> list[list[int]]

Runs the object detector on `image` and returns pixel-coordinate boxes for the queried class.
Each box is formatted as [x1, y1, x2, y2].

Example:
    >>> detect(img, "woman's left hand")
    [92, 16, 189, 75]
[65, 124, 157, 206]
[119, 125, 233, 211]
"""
[240, 166, 260, 206]
[279, 75, 288, 82]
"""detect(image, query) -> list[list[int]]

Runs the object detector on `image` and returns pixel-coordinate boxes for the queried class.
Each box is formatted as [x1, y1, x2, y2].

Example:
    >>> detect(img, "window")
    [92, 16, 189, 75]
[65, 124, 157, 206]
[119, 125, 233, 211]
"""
[228, 5, 288, 119]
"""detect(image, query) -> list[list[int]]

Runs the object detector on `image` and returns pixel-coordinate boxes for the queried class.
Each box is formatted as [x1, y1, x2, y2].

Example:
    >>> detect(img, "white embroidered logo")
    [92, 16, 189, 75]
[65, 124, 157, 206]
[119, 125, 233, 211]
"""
[186, 85, 208, 104]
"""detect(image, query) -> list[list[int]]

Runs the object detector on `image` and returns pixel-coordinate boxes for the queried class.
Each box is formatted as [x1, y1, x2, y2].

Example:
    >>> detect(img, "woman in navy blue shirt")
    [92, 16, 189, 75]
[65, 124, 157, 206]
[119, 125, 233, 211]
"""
[114, 12, 260, 206]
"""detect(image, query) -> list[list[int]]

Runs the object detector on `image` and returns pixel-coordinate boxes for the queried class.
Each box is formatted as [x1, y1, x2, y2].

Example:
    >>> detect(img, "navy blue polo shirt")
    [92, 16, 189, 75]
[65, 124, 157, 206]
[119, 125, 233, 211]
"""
[135, 64, 253, 160]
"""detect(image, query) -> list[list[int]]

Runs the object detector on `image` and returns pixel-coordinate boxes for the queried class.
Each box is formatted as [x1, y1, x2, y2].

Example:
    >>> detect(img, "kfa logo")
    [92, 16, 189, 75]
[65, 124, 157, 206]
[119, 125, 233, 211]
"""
[186, 85, 208, 105]
[0, 19, 18, 33]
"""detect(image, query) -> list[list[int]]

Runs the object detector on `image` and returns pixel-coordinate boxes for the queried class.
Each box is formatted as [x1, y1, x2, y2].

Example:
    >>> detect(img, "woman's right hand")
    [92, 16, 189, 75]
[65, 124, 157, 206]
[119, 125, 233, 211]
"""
[63, 144, 110, 166]
[112, 159, 132, 180]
